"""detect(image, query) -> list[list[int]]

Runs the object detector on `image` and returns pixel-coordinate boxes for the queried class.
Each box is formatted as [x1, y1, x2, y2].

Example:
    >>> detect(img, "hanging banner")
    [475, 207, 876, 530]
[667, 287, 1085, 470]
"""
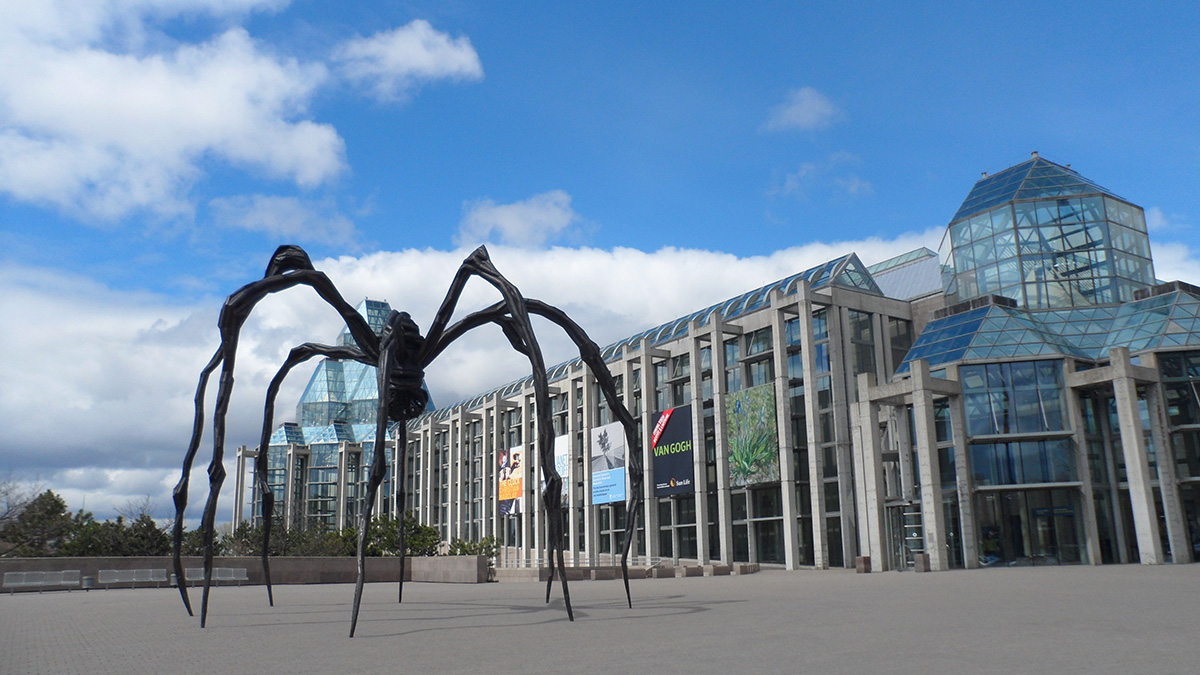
[652, 405, 694, 496]
[725, 384, 780, 487]
[498, 445, 524, 515]
[590, 422, 626, 505]
[554, 435, 570, 500]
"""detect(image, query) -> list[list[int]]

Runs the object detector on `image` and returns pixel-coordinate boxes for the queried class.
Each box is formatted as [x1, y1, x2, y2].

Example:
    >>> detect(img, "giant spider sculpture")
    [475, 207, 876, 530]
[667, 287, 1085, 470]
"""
[172, 245, 642, 637]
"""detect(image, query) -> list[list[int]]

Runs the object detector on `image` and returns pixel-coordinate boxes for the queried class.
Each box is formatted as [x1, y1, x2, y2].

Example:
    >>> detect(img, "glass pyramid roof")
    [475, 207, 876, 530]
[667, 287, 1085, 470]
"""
[952, 156, 1124, 223]
[897, 289, 1200, 374]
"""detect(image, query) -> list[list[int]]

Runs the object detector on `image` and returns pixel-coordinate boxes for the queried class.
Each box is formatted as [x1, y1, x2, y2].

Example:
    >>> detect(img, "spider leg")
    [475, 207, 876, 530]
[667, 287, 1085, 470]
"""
[351, 315, 413, 638]
[172, 347, 222, 617]
[524, 300, 641, 608]
[418, 249, 574, 620]
[179, 245, 382, 627]
[257, 343, 369, 607]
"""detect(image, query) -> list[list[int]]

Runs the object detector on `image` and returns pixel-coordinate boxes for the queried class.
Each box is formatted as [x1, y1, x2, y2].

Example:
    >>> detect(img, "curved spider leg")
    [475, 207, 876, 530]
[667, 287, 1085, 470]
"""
[394, 422, 408, 605]
[428, 294, 643, 609]
[181, 246, 382, 626]
[351, 311, 425, 637]
[349, 340, 393, 639]
[172, 347, 222, 617]
[417, 249, 574, 620]
[257, 343, 368, 607]
[524, 301, 642, 608]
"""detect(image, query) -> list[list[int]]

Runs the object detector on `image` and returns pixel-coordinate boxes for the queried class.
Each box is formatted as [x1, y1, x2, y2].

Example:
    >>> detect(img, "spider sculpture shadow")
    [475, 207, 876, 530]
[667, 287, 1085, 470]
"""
[172, 245, 642, 637]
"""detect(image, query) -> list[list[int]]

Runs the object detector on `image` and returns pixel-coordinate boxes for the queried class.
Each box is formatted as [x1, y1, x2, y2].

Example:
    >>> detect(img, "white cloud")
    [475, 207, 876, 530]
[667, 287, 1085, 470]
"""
[210, 194, 356, 245]
[457, 190, 580, 248]
[0, 2, 343, 221]
[1146, 205, 1189, 233]
[763, 86, 841, 132]
[333, 20, 483, 101]
[1148, 241, 1200, 283]
[774, 153, 873, 199]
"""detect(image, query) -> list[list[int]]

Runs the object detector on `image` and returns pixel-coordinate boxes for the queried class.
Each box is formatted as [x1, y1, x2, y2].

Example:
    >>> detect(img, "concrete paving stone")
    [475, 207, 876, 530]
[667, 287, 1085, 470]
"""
[1, 564, 1197, 674]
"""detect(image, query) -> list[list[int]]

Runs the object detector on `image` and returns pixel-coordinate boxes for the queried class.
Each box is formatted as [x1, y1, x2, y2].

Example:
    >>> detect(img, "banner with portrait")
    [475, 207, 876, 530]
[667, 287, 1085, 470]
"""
[498, 445, 524, 515]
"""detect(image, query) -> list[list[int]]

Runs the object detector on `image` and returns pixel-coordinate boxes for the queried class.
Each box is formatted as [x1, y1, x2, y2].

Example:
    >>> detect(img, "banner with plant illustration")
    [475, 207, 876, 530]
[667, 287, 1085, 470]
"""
[652, 405, 694, 496]
[725, 384, 779, 487]
[590, 421, 626, 504]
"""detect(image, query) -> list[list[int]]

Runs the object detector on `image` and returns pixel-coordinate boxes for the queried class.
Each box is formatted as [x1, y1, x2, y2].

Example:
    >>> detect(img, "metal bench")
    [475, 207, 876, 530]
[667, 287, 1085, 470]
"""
[3, 570, 81, 593]
[98, 568, 169, 589]
[174, 567, 250, 587]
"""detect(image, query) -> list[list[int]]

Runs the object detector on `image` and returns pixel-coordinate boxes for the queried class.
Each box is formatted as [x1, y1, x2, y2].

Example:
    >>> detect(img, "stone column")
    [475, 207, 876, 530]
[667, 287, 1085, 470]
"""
[770, 294, 800, 569]
[233, 445, 249, 526]
[568, 375, 582, 564]
[797, 283, 828, 568]
[710, 316, 735, 564]
[911, 360, 948, 571]
[948, 388, 978, 569]
[1110, 347, 1163, 564]
[335, 441, 348, 531]
[639, 339, 659, 560]
[1063, 361, 1103, 565]
[829, 305, 857, 564]
[1143, 374, 1191, 563]
[581, 369, 598, 566]
[688, 321, 711, 565]
[854, 374, 887, 570]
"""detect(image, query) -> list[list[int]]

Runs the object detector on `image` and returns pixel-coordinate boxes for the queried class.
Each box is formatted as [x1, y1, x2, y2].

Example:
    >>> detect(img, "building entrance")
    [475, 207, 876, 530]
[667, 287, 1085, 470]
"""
[975, 488, 1084, 566]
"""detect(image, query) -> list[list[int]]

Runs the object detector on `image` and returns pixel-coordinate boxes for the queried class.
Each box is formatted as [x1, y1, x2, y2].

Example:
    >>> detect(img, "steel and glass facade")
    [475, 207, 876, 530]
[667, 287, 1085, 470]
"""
[235, 154, 1200, 573]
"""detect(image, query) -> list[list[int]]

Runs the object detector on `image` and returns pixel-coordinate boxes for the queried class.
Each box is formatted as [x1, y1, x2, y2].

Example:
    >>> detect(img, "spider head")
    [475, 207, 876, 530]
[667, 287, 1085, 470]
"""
[381, 311, 429, 420]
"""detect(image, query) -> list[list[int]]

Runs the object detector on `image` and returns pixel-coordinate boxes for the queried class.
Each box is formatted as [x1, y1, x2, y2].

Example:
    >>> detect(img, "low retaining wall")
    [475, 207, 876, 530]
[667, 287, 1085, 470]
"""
[0, 555, 488, 589]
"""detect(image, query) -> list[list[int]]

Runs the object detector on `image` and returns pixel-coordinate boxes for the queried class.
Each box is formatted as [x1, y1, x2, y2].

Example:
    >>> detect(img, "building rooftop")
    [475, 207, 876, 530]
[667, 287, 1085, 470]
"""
[952, 154, 1125, 223]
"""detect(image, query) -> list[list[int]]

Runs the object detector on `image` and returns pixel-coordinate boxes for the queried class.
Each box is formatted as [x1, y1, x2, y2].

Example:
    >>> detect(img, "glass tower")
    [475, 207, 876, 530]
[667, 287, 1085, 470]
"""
[939, 153, 1155, 309]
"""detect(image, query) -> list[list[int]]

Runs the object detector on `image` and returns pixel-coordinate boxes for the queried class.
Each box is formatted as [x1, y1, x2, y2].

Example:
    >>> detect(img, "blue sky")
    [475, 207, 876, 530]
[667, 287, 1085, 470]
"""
[2, 1, 1199, 525]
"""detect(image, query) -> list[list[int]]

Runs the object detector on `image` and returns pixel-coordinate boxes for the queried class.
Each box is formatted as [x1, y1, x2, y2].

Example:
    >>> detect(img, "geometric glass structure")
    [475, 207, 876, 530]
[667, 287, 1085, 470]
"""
[940, 153, 1156, 309]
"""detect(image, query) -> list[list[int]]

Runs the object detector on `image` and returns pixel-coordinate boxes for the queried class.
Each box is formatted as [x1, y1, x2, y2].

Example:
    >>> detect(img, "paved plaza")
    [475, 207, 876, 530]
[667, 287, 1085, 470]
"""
[2, 564, 1197, 674]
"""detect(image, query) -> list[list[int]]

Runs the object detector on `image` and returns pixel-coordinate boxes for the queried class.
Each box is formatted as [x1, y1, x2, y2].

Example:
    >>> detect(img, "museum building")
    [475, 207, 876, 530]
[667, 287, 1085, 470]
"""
[234, 154, 1200, 572]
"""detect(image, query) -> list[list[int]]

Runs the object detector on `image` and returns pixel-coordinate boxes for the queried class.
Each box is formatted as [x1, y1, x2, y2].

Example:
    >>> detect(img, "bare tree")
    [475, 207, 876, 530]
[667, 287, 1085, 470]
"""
[117, 494, 158, 523]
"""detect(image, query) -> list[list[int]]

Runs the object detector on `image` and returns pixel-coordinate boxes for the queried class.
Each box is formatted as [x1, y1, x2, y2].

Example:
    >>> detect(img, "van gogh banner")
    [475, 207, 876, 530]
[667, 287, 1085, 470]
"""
[652, 405, 694, 496]
[590, 422, 626, 505]
[498, 445, 524, 515]
[726, 384, 780, 487]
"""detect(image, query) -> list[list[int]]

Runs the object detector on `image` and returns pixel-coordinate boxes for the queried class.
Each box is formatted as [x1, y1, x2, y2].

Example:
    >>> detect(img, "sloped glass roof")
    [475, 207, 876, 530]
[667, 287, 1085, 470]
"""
[898, 289, 1200, 374]
[415, 251, 888, 426]
[953, 156, 1124, 223]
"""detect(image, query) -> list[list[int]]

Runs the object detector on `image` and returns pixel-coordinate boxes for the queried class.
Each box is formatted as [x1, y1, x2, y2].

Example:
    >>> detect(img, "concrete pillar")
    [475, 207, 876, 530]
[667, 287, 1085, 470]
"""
[1144, 379, 1192, 563]
[1110, 347, 1163, 564]
[639, 339, 659, 560]
[770, 294, 800, 570]
[829, 305, 857, 564]
[568, 376, 582, 564]
[796, 283, 828, 568]
[581, 370, 599, 566]
[686, 323, 711, 565]
[233, 445, 249, 526]
[335, 442, 348, 531]
[710, 316, 735, 564]
[948, 391, 979, 569]
[854, 374, 887, 570]
[1063, 361, 1103, 565]
[911, 360, 948, 571]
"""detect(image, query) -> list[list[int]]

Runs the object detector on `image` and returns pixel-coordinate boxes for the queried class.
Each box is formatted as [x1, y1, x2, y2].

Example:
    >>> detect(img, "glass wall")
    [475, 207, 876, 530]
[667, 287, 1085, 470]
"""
[940, 193, 1155, 309]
